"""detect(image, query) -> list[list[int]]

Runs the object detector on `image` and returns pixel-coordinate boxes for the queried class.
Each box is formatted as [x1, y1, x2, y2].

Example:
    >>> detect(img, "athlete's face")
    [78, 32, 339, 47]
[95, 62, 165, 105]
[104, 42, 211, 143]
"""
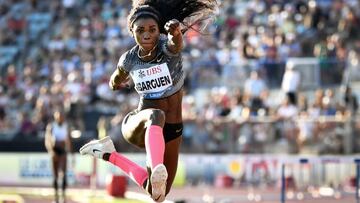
[132, 18, 160, 52]
[54, 111, 64, 123]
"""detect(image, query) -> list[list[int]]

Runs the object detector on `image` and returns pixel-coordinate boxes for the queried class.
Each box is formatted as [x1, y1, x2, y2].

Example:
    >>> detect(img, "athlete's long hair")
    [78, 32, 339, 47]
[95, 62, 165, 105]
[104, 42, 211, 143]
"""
[128, 0, 219, 34]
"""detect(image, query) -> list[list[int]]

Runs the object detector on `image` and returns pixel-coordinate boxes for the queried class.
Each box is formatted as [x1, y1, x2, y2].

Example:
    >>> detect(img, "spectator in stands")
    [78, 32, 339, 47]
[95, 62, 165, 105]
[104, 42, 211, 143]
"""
[259, 45, 283, 88]
[275, 95, 299, 152]
[0, 86, 9, 106]
[297, 93, 308, 112]
[32, 85, 55, 132]
[7, 13, 25, 35]
[16, 111, 37, 139]
[308, 89, 324, 141]
[5, 64, 17, 88]
[244, 71, 267, 115]
[343, 85, 359, 115]
[0, 86, 15, 135]
[228, 89, 246, 120]
[340, 7, 360, 42]
[321, 88, 337, 116]
[319, 89, 339, 140]
[0, 106, 10, 132]
[63, 71, 88, 132]
[281, 63, 301, 105]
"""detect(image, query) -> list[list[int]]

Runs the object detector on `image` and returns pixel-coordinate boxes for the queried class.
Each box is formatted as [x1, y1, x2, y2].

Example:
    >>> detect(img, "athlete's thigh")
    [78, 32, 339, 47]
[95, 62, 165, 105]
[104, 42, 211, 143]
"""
[58, 155, 67, 173]
[163, 136, 182, 194]
[51, 155, 59, 176]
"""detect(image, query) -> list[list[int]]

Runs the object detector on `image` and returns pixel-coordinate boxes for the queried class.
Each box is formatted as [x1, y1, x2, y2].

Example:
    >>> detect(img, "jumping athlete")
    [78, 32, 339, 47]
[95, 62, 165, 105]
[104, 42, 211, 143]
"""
[79, 0, 218, 202]
[45, 110, 72, 203]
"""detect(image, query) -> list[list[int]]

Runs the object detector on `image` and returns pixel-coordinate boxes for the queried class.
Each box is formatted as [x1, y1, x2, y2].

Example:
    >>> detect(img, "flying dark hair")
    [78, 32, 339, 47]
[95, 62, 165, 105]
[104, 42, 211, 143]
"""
[128, 0, 219, 34]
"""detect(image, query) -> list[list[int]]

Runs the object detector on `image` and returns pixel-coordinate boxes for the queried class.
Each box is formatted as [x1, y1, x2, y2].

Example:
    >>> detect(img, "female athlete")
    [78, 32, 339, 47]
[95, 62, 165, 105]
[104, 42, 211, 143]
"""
[80, 0, 218, 202]
[45, 110, 72, 203]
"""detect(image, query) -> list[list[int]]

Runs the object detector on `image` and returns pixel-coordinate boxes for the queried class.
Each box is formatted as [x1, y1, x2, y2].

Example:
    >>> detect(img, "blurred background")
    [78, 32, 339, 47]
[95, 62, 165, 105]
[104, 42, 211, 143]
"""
[0, 0, 360, 202]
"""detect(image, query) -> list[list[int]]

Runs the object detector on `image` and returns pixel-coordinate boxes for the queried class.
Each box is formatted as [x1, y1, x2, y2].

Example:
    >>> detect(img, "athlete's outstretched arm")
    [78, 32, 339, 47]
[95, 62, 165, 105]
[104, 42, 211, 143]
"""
[165, 19, 183, 54]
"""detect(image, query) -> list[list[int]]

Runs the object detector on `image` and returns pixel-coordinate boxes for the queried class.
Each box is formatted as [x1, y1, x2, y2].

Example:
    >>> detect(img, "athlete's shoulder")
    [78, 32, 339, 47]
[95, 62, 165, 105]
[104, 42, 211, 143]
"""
[46, 122, 53, 131]
[117, 47, 136, 72]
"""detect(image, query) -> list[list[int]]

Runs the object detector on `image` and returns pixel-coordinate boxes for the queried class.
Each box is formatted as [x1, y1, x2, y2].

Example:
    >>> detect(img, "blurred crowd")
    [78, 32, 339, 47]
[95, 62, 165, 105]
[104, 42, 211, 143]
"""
[0, 0, 360, 154]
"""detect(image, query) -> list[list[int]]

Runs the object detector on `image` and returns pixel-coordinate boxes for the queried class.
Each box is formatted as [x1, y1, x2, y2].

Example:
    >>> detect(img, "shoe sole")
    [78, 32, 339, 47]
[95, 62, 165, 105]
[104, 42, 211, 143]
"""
[150, 164, 167, 202]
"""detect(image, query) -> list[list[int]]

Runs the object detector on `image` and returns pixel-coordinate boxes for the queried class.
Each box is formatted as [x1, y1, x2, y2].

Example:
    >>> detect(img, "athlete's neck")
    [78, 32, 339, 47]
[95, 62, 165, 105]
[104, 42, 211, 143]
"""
[138, 43, 158, 61]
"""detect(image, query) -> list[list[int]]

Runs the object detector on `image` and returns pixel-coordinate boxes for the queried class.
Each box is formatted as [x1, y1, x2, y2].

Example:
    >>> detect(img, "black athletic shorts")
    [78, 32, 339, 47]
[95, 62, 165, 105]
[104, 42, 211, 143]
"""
[163, 122, 183, 143]
[53, 146, 66, 155]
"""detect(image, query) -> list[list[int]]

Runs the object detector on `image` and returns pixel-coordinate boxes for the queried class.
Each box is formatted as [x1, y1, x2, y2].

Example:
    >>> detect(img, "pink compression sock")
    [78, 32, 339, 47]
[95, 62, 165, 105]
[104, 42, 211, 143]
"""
[109, 152, 148, 187]
[145, 125, 165, 169]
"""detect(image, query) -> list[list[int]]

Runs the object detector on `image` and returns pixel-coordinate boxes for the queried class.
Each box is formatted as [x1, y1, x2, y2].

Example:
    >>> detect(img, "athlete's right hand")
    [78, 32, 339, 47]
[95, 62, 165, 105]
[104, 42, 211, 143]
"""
[109, 78, 120, 90]
[109, 73, 130, 90]
[109, 75, 121, 90]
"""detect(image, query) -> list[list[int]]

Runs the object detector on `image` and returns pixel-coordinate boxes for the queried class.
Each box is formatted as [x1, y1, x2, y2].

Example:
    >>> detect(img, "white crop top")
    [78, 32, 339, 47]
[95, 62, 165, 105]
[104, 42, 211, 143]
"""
[51, 122, 68, 142]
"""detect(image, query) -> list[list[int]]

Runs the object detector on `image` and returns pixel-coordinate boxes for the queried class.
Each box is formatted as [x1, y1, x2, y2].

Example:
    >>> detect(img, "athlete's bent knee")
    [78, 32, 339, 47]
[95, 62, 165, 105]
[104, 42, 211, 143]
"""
[148, 109, 165, 126]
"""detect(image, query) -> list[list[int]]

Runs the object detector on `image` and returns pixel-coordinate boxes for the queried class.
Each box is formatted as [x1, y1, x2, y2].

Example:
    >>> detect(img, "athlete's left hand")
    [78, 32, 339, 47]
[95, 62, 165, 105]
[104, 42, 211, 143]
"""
[165, 19, 181, 37]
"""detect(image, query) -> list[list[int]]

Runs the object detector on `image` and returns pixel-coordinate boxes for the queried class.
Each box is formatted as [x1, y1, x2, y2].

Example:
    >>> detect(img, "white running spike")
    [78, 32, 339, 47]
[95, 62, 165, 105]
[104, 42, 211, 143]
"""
[79, 136, 116, 159]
